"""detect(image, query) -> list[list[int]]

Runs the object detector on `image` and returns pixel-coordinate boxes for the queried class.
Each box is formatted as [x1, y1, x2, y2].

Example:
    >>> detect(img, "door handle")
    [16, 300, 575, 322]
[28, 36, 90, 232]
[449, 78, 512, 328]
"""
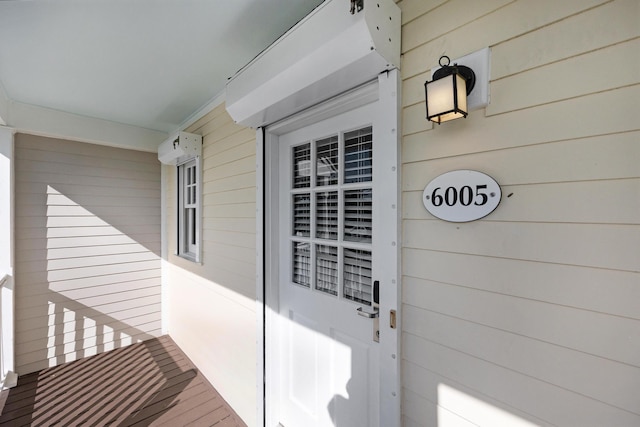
[359, 280, 380, 342]
[357, 306, 379, 318]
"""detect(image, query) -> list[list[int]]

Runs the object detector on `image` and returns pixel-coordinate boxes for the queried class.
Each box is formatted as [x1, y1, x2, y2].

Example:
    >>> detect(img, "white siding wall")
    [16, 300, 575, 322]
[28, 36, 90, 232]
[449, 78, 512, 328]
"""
[398, 0, 640, 426]
[14, 134, 162, 375]
[165, 104, 257, 427]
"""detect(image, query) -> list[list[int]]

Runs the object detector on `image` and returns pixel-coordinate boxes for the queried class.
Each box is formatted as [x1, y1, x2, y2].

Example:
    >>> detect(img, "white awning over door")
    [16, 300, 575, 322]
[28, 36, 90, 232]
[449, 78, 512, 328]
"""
[225, 0, 400, 128]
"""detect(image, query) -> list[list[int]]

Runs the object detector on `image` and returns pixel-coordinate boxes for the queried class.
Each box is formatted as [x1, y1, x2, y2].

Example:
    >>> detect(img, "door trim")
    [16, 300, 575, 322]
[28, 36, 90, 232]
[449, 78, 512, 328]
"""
[257, 69, 401, 426]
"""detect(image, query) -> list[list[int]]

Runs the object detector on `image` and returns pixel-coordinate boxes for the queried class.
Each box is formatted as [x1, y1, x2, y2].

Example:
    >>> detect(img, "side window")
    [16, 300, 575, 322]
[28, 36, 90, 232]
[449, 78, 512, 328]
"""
[177, 157, 200, 262]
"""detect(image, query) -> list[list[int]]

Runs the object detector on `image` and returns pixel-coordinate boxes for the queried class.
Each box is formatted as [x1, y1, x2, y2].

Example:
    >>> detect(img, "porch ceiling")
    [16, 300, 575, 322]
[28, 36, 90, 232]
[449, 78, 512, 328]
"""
[0, 0, 324, 134]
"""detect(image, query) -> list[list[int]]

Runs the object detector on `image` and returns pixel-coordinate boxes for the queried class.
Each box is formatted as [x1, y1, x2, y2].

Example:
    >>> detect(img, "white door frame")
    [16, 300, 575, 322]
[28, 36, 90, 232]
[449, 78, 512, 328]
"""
[256, 69, 401, 426]
[0, 126, 17, 390]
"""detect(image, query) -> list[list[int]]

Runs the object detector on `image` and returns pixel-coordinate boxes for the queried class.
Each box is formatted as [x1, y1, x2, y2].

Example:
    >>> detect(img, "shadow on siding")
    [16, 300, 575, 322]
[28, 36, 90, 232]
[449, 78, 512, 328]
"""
[15, 135, 162, 376]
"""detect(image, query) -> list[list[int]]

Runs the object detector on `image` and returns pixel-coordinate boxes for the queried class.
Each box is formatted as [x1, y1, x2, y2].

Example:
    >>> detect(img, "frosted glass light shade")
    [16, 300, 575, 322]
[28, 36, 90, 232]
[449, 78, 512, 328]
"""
[425, 73, 468, 124]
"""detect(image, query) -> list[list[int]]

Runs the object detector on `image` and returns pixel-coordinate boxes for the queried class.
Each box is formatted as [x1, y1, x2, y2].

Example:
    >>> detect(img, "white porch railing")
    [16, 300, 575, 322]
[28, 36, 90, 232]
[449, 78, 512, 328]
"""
[1, 273, 18, 390]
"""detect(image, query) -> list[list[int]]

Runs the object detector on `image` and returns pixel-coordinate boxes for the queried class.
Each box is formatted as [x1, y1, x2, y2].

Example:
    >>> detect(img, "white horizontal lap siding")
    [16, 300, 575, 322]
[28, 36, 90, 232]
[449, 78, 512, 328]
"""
[14, 134, 162, 375]
[398, 0, 640, 426]
[166, 103, 257, 427]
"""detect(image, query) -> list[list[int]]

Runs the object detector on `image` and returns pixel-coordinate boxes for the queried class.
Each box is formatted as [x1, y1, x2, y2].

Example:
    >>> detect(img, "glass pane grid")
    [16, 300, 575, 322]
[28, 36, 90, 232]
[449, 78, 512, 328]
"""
[316, 191, 338, 240]
[343, 248, 372, 305]
[184, 164, 197, 208]
[290, 126, 374, 303]
[344, 188, 372, 243]
[344, 126, 372, 184]
[293, 194, 311, 237]
[316, 135, 339, 186]
[292, 242, 311, 288]
[316, 245, 338, 296]
[293, 143, 311, 188]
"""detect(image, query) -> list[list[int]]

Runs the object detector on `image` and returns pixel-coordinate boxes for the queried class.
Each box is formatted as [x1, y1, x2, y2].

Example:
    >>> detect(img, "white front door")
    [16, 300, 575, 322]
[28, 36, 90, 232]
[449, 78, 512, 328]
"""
[264, 74, 400, 427]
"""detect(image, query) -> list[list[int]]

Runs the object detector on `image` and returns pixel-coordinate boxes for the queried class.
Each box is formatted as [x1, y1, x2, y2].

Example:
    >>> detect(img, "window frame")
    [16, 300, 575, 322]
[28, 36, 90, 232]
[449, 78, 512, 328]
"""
[176, 156, 201, 263]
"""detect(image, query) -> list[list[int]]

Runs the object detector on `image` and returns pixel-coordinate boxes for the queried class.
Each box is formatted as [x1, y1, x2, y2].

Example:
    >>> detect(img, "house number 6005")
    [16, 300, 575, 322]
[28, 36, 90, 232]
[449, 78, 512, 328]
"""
[423, 170, 501, 222]
[429, 185, 490, 207]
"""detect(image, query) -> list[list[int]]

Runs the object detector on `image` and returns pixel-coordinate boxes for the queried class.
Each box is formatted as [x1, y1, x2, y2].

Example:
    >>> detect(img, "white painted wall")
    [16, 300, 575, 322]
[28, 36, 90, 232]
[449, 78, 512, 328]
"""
[0, 126, 13, 277]
[14, 134, 162, 374]
[0, 125, 16, 388]
[398, 0, 640, 425]
[164, 103, 258, 427]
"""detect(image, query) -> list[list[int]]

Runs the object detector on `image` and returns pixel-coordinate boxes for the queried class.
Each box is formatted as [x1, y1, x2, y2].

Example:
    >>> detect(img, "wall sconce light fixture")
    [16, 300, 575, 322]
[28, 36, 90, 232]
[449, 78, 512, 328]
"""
[424, 55, 476, 124]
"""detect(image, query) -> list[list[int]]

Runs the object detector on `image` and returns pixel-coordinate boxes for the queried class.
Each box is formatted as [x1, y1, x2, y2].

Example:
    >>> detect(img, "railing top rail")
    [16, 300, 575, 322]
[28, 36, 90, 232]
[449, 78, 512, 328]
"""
[0, 273, 7, 288]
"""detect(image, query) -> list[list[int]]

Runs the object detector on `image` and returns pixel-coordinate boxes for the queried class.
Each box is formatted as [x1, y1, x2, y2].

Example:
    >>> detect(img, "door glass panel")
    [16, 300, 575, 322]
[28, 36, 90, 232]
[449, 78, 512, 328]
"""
[293, 194, 311, 237]
[344, 126, 372, 184]
[343, 248, 372, 305]
[316, 244, 338, 296]
[293, 242, 311, 287]
[344, 189, 372, 243]
[288, 126, 373, 303]
[316, 135, 339, 186]
[316, 191, 338, 240]
[293, 143, 311, 188]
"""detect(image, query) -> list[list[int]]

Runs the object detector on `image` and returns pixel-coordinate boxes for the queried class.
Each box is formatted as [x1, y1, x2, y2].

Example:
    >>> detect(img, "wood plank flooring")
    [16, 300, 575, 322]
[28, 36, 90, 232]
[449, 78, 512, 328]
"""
[0, 336, 247, 426]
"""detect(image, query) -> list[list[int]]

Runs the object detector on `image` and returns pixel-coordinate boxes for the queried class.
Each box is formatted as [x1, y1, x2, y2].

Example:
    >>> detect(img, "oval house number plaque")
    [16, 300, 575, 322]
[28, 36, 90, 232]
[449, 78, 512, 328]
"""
[423, 170, 501, 222]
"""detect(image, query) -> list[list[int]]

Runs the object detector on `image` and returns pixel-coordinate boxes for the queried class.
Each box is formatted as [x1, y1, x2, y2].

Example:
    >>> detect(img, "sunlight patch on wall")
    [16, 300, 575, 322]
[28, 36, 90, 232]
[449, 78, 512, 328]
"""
[38, 185, 160, 368]
[438, 383, 540, 427]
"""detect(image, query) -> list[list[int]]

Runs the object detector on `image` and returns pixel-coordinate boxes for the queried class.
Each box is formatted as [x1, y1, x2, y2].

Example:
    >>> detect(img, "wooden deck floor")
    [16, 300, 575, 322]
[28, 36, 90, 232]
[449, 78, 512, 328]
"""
[0, 336, 247, 427]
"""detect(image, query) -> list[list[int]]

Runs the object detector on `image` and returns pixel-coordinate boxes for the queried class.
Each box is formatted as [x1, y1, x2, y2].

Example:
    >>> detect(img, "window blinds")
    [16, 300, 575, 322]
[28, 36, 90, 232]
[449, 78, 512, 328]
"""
[316, 191, 338, 240]
[293, 194, 311, 237]
[316, 244, 338, 296]
[293, 143, 311, 188]
[344, 189, 372, 243]
[344, 126, 372, 184]
[343, 248, 372, 304]
[293, 242, 311, 287]
[290, 125, 374, 305]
